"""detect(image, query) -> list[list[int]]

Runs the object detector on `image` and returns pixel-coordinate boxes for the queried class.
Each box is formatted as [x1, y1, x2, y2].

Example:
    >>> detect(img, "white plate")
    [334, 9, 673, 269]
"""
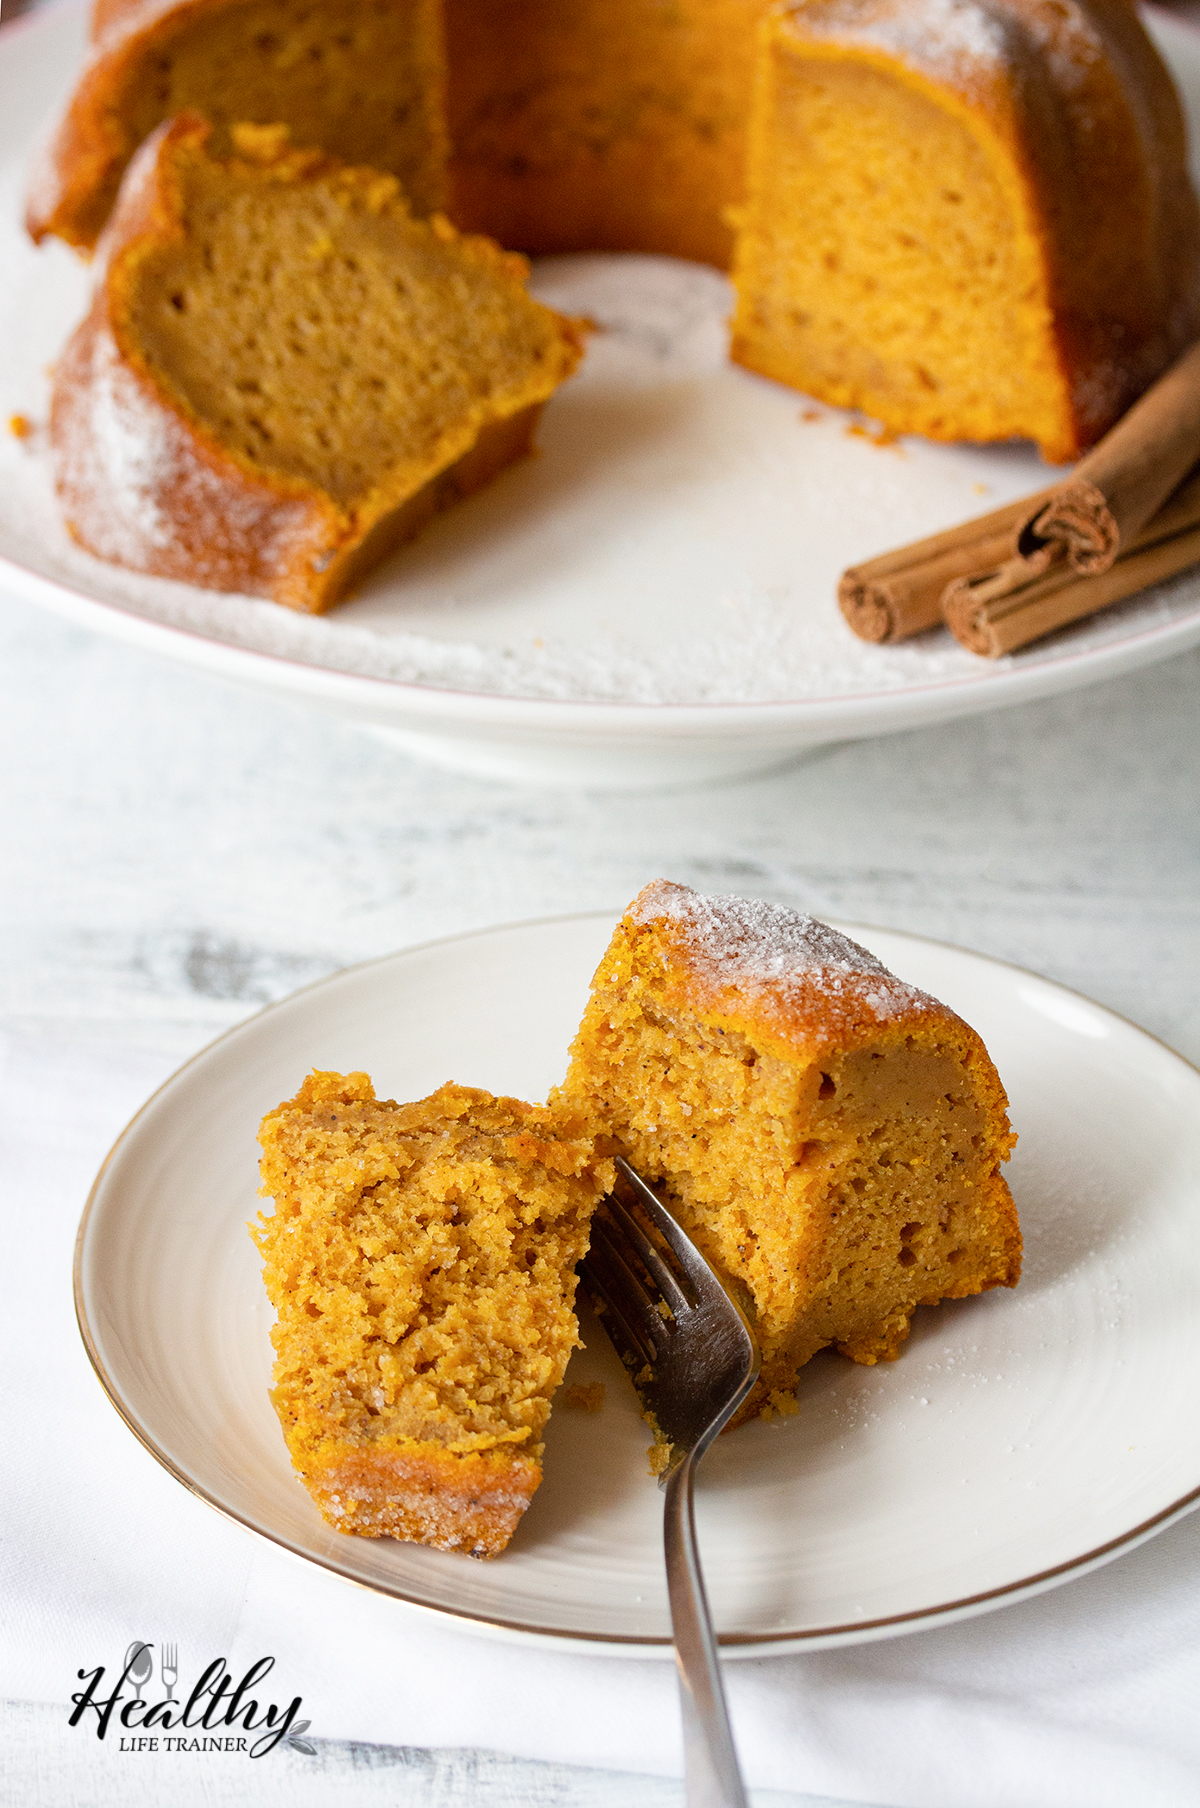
[5, 6, 1200, 788]
[76, 911, 1200, 1657]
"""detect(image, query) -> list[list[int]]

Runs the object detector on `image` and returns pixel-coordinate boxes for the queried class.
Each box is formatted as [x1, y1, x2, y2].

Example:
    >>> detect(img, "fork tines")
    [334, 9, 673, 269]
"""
[586, 1188, 694, 1372]
[581, 1156, 760, 1463]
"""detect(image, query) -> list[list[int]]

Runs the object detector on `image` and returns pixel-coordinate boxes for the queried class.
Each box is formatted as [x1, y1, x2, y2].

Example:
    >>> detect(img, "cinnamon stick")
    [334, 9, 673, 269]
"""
[943, 469, 1200, 656]
[838, 507, 1054, 643]
[1019, 338, 1200, 572]
[839, 337, 1200, 643]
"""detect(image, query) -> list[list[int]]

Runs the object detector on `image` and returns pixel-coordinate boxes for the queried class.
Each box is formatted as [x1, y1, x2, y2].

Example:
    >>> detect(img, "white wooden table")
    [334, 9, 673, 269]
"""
[2, 586, 1196, 1068]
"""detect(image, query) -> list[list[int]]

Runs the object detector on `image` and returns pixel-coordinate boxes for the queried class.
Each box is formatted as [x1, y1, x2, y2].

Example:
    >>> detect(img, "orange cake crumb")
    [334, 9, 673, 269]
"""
[562, 1383, 605, 1413]
[254, 1071, 613, 1556]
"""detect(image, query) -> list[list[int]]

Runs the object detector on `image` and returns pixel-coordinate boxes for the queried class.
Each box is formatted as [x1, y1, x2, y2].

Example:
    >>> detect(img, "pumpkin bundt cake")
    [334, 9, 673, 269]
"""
[49, 114, 585, 611]
[559, 881, 1021, 1424]
[26, 0, 447, 252]
[730, 0, 1200, 462]
[27, 0, 1200, 544]
[254, 1071, 613, 1555]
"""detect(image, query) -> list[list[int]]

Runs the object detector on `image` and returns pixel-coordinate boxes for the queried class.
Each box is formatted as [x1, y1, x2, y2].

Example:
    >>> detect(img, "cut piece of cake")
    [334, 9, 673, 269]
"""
[444, 0, 771, 268]
[27, 0, 447, 252]
[560, 881, 1020, 1424]
[49, 115, 585, 611]
[729, 0, 1200, 462]
[253, 1071, 613, 1556]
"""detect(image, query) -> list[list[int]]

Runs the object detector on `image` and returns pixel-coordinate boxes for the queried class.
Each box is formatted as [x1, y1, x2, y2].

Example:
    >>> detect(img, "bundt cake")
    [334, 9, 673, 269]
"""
[559, 881, 1021, 1424]
[49, 114, 585, 611]
[253, 1071, 613, 1556]
[729, 0, 1200, 462]
[27, 0, 1200, 530]
[26, 0, 447, 251]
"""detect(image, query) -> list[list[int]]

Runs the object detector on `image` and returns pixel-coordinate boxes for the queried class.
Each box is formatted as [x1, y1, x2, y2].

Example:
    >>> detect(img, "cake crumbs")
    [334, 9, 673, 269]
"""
[758, 1389, 801, 1422]
[846, 419, 901, 449]
[646, 1439, 672, 1477]
[563, 1382, 605, 1412]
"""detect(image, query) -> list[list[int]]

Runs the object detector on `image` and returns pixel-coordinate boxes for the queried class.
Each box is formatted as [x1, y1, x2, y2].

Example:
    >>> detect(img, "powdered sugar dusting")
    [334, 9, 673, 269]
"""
[796, 0, 1010, 81]
[632, 880, 935, 1022]
[64, 322, 175, 558]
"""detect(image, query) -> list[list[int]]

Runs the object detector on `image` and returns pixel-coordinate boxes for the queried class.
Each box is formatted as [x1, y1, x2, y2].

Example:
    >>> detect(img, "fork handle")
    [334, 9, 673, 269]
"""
[663, 1453, 749, 1808]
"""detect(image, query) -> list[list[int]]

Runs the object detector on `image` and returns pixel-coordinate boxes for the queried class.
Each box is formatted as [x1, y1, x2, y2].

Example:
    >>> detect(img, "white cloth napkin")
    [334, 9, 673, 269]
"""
[5, 1027, 1200, 1808]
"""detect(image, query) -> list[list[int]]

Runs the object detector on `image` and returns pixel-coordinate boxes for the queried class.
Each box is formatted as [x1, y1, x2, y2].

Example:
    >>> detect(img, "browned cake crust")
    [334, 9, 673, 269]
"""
[254, 1072, 612, 1556]
[26, 0, 447, 252]
[731, 0, 1200, 461]
[48, 115, 584, 611]
[297, 1443, 543, 1554]
[561, 882, 1021, 1423]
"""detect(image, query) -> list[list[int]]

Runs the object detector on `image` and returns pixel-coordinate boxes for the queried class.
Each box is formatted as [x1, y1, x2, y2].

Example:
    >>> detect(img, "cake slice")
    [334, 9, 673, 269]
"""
[729, 0, 1200, 461]
[560, 881, 1020, 1423]
[49, 114, 585, 611]
[27, 0, 447, 252]
[253, 1072, 613, 1556]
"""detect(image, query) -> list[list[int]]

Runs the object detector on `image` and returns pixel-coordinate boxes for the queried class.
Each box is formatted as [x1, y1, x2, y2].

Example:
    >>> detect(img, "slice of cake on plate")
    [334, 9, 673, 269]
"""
[49, 114, 585, 611]
[253, 1071, 612, 1555]
[559, 881, 1021, 1424]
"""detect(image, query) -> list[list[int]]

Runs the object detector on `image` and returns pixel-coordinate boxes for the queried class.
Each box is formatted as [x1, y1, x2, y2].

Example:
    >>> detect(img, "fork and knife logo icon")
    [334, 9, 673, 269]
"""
[123, 1642, 178, 1701]
[75, 1645, 315, 1755]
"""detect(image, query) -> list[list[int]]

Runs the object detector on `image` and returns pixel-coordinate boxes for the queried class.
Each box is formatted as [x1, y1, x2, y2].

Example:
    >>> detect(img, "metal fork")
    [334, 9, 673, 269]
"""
[160, 1643, 178, 1703]
[583, 1157, 761, 1808]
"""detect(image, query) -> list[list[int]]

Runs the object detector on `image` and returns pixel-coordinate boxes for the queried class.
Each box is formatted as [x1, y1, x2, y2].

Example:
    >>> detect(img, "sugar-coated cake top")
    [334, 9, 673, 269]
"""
[791, 0, 1009, 75]
[629, 879, 943, 1031]
[777, 0, 1147, 121]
